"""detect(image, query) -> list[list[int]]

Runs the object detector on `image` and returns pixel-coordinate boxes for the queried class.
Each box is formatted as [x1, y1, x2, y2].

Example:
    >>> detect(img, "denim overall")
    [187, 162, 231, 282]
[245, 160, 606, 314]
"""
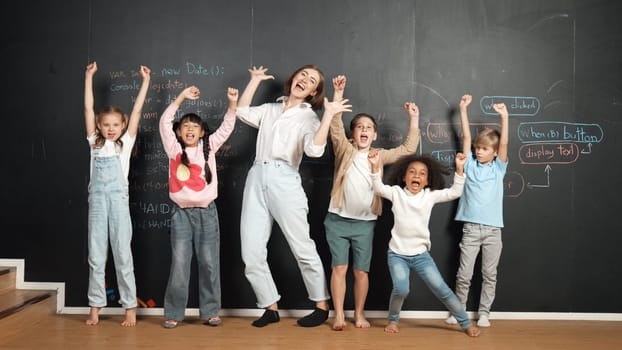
[87, 150, 136, 309]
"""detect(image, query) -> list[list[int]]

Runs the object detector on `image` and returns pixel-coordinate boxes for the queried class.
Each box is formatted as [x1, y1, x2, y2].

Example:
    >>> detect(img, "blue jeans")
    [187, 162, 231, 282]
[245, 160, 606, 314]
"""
[387, 250, 471, 329]
[164, 203, 221, 320]
[87, 155, 136, 308]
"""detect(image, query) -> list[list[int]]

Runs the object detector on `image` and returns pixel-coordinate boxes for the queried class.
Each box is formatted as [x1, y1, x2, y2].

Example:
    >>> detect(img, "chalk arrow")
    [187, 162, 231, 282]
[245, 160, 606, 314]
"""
[527, 165, 551, 189]
[581, 143, 592, 154]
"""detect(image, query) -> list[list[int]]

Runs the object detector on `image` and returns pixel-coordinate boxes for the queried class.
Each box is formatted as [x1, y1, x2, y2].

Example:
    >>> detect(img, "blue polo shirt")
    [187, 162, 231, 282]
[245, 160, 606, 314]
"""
[455, 151, 507, 228]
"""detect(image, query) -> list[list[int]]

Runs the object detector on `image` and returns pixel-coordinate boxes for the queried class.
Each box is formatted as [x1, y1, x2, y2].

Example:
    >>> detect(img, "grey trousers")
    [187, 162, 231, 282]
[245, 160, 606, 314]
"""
[454, 222, 503, 316]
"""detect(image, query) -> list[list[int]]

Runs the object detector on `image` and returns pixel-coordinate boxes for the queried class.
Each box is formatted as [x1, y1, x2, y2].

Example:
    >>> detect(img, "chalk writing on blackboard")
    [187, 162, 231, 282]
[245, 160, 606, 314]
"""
[421, 94, 607, 197]
[519, 143, 580, 164]
[130, 179, 169, 193]
[517, 121, 604, 191]
[431, 149, 458, 168]
[480, 95, 541, 117]
[376, 126, 405, 146]
[104, 62, 231, 233]
[527, 165, 552, 189]
[518, 121, 604, 144]
[504, 171, 525, 197]
[426, 123, 497, 144]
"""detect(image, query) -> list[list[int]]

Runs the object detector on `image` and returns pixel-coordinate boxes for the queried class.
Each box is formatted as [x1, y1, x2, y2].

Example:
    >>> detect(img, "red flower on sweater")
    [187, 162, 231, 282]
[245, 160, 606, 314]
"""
[169, 153, 206, 193]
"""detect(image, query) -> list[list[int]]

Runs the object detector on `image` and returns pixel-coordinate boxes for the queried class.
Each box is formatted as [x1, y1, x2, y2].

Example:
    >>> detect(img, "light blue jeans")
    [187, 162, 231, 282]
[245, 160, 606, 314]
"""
[240, 160, 330, 308]
[455, 222, 503, 317]
[87, 155, 136, 308]
[387, 250, 471, 329]
[164, 203, 221, 321]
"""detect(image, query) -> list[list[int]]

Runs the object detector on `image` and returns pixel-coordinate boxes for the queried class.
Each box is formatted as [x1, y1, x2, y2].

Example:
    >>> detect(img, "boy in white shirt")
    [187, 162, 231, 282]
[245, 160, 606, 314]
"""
[325, 75, 420, 330]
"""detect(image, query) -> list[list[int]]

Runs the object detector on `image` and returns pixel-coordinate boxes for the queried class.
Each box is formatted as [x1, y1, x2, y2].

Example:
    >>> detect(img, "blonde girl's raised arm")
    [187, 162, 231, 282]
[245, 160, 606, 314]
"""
[84, 62, 97, 137]
[126, 65, 151, 137]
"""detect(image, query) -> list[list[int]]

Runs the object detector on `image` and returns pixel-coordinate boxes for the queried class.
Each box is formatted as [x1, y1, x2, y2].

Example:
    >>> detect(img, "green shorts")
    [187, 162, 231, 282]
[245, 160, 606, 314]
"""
[324, 212, 376, 272]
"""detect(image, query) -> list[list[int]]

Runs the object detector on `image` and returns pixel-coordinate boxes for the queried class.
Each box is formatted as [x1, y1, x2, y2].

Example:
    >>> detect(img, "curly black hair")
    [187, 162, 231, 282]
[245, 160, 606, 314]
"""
[387, 154, 451, 191]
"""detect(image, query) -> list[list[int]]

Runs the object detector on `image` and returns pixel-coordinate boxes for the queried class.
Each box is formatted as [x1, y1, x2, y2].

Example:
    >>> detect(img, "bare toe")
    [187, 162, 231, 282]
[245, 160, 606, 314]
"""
[122, 308, 137, 327]
[86, 307, 100, 326]
[355, 318, 371, 328]
[384, 322, 400, 333]
[465, 325, 480, 337]
[332, 320, 347, 331]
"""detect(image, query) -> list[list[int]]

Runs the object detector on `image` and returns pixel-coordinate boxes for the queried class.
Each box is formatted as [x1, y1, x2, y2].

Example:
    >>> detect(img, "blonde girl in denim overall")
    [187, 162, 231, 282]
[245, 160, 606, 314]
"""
[84, 62, 150, 326]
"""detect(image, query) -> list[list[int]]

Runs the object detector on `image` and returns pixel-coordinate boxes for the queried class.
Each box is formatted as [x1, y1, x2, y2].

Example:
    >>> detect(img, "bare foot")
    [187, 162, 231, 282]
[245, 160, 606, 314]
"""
[332, 314, 347, 331]
[384, 322, 400, 333]
[85, 307, 101, 325]
[465, 325, 480, 337]
[121, 308, 137, 327]
[354, 315, 371, 328]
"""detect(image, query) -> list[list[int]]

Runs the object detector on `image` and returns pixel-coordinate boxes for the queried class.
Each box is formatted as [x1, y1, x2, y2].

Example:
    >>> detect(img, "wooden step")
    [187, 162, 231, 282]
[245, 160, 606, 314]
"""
[0, 268, 15, 294]
[0, 259, 65, 315]
[0, 289, 54, 320]
[0, 291, 56, 343]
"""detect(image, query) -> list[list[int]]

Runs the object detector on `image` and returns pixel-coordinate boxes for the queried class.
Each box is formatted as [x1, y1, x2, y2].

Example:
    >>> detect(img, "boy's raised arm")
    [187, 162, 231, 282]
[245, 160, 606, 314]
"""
[494, 103, 509, 163]
[459, 94, 473, 155]
[404, 102, 420, 130]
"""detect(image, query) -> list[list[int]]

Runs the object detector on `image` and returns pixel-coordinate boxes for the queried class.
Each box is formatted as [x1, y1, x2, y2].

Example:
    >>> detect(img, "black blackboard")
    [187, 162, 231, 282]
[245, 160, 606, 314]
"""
[2, 0, 621, 314]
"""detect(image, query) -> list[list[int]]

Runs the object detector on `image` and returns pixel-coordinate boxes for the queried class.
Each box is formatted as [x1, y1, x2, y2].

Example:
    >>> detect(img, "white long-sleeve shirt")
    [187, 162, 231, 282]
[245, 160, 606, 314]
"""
[236, 97, 325, 169]
[371, 172, 465, 256]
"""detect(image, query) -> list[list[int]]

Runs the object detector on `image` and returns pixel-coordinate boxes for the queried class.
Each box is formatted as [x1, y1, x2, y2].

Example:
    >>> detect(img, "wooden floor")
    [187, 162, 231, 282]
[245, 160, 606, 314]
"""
[2, 308, 622, 350]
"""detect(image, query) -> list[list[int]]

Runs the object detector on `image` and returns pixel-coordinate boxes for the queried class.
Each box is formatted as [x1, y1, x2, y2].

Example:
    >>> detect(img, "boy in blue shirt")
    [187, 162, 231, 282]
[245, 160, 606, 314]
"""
[446, 94, 508, 328]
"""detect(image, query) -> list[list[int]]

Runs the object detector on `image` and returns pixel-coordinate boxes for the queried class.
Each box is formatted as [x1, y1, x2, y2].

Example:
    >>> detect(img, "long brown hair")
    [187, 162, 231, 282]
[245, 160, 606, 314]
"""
[284, 64, 325, 110]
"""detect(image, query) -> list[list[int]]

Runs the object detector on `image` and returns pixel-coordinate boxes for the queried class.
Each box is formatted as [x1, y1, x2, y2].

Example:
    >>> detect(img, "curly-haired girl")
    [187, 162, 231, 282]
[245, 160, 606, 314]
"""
[368, 151, 479, 337]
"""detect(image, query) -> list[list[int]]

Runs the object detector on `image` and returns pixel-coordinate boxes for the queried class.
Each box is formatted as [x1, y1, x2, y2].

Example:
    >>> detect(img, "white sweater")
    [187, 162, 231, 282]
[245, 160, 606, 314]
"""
[371, 172, 465, 256]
